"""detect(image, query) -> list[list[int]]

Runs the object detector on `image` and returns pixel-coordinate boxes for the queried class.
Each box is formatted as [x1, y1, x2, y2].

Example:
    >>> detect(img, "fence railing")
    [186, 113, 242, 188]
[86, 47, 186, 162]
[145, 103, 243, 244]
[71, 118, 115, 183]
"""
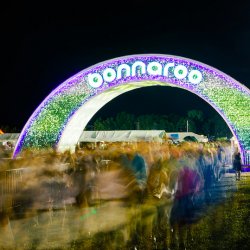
[0, 167, 66, 212]
[244, 150, 250, 166]
[0, 168, 25, 212]
[224, 147, 250, 166]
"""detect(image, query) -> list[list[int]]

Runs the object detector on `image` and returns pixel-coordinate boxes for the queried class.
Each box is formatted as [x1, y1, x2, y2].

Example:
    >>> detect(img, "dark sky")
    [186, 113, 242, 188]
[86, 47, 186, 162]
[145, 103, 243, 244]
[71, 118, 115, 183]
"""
[2, 1, 250, 129]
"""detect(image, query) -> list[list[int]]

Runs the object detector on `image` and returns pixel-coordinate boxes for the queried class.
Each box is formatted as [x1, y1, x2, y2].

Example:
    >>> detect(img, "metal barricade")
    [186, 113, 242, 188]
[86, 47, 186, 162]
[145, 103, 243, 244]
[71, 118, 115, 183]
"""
[244, 150, 250, 166]
[0, 168, 24, 212]
[5, 169, 24, 195]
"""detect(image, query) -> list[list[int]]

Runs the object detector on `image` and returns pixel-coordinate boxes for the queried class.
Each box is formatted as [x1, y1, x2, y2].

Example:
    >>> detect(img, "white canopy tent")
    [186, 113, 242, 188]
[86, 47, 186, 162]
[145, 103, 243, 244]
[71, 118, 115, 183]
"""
[0, 131, 208, 147]
[0, 133, 20, 143]
[165, 132, 208, 142]
[78, 130, 166, 143]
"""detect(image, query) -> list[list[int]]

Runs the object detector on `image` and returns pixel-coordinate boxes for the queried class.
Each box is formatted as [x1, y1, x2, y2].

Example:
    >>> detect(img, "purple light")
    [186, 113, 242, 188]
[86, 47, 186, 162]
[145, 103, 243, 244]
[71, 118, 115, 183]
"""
[13, 54, 250, 164]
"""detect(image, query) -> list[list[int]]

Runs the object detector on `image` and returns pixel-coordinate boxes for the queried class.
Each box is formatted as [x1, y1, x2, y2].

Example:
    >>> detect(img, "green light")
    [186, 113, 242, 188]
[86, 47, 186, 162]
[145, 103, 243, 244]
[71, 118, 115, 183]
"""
[103, 68, 116, 82]
[147, 62, 162, 76]
[80, 207, 98, 221]
[20, 93, 86, 150]
[88, 73, 103, 88]
[174, 65, 188, 79]
[15, 55, 250, 161]
[188, 70, 202, 84]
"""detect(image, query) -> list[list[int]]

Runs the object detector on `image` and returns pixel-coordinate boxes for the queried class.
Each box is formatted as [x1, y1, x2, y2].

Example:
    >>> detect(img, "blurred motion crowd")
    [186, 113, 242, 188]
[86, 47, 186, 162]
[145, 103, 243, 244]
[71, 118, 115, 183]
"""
[0, 140, 228, 249]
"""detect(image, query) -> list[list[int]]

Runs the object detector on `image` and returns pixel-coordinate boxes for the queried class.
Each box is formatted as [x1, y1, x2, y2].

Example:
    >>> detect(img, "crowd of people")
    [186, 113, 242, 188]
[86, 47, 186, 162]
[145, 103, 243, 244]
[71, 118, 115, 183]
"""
[0, 140, 236, 249]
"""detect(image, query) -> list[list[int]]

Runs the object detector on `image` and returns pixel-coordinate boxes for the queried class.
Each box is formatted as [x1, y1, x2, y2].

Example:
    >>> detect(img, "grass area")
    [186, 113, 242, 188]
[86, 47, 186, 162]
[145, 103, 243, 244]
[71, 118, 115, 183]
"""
[187, 178, 250, 250]
[64, 177, 250, 250]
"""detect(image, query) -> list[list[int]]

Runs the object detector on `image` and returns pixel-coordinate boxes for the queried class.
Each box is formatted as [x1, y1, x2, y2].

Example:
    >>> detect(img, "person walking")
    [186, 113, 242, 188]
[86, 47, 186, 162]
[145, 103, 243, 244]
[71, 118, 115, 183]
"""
[233, 148, 242, 181]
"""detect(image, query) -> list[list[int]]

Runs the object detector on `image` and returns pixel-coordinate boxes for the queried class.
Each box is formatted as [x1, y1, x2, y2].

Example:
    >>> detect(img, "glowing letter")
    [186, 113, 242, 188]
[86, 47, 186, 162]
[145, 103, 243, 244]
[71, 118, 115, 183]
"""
[147, 62, 162, 75]
[117, 64, 131, 79]
[88, 73, 103, 88]
[174, 65, 188, 79]
[103, 68, 116, 82]
[163, 63, 175, 77]
[132, 61, 146, 76]
[188, 70, 203, 84]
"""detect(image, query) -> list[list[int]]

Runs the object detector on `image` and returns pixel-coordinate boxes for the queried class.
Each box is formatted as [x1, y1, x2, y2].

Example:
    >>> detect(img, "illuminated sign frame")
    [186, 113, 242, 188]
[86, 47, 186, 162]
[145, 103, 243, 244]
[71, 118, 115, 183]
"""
[13, 54, 250, 164]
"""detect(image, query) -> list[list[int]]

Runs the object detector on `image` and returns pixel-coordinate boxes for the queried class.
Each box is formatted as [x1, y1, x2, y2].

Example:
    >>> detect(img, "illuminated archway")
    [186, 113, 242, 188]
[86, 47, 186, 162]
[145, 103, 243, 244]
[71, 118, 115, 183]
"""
[14, 54, 250, 162]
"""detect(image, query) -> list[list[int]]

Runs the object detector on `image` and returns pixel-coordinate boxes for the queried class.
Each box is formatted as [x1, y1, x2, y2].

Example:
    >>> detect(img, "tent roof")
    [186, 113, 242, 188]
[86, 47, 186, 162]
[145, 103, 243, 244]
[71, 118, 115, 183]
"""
[0, 131, 207, 144]
[0, 133, 20, 142]
[0, 129, 4, 134]
[78, 130, 165, 142]
[165, 132, 208, 142]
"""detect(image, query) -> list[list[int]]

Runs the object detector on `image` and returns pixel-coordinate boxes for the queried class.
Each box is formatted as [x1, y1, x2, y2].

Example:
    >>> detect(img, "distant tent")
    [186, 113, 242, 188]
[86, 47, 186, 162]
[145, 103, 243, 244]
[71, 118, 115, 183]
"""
[165, 132, 208, 142]
[0, 129, 4, 134]
[78, 130, 165, 143]
[184, 136, 198, 142]
[0, 133, 20, 142]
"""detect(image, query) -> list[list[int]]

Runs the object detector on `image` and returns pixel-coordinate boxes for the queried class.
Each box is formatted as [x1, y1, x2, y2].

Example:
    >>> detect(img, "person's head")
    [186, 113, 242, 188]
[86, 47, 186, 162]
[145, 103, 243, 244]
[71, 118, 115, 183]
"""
[170, 147, 181, 160]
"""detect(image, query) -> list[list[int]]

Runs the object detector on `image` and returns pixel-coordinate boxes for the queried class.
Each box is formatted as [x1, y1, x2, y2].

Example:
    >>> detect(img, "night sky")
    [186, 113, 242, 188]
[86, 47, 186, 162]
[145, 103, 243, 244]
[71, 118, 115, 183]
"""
[2, 1, 250, 129]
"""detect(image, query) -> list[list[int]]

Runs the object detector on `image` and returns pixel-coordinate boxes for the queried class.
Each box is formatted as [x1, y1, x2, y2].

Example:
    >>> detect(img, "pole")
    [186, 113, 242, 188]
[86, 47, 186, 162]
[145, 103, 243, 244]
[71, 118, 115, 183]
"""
[187, 120, 188, 132]
[134, 122, 140, 130]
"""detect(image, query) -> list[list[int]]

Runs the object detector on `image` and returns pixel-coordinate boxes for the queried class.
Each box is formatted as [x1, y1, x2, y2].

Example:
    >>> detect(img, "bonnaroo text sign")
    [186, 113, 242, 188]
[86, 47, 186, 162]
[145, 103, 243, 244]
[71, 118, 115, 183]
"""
[87, 60, 203, 88]
[13, 55, 250, 162]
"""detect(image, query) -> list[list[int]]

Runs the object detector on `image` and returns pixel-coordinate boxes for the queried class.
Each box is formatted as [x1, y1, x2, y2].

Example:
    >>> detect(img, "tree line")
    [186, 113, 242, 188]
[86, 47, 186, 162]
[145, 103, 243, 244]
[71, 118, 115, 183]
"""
[92, 110, 232, 138]
[0, 109, 233, 138]
[0, 125, 20, 133]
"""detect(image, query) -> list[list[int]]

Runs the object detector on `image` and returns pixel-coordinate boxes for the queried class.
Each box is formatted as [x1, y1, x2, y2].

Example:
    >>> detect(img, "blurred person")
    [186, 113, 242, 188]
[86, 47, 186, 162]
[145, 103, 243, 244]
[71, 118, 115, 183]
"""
[169, 164, 201, 249]
[233, 148, 242, 181]
[216, 145, 225, 180]
[61, 150, 76, 172]
[120, 151, 133, 168]
[144, 156, 173, 247]
[131, 144, 148, 191]
[0, 147, 9, 168]
[0, 210, 15, 249]
[5, 141, 12, 151]
[0, 139, 238, 248]
[75, 154, 100, 208]
[203, 147, 214, 203]
[0, 161, 15, 249]
[211, 146, 219, 180]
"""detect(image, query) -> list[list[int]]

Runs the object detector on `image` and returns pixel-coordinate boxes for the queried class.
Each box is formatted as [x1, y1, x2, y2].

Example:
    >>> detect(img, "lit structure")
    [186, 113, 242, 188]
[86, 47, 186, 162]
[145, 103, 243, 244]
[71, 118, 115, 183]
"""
[13, 55, 250, 162]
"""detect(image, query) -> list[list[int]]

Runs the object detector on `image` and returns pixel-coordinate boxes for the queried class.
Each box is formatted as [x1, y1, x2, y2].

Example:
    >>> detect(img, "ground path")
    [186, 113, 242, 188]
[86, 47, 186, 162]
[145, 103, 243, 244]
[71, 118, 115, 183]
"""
[3, 172, 250, 249]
